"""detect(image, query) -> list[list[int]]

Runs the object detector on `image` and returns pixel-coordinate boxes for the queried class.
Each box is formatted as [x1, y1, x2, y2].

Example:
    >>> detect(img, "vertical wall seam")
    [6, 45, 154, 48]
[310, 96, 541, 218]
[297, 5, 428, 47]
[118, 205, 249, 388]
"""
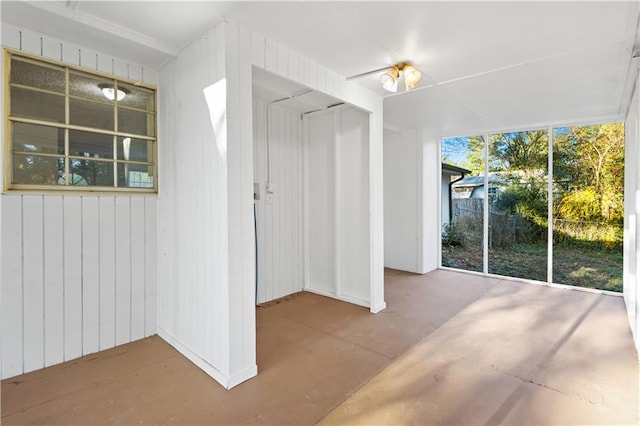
[143, 198, 146, 335]
[62, 197, 66, 360]
[113, 197, 117, 344]
[80, 196, 84, 354]
[41, 195, 46, 366]
[97, 197, 101, 347]
[129, 196, 133, 341]
[20, 195, 25, 373]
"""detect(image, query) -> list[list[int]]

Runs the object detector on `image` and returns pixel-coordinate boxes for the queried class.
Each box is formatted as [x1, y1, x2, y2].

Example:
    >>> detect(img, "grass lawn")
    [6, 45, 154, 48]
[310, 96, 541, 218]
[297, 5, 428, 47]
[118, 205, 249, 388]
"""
[442, 242, 622, 292]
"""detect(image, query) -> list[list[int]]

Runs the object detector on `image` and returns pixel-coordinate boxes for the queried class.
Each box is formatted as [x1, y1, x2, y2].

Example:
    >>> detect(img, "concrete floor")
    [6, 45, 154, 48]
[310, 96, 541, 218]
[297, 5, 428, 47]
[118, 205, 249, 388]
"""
[2, 269, 639, 425]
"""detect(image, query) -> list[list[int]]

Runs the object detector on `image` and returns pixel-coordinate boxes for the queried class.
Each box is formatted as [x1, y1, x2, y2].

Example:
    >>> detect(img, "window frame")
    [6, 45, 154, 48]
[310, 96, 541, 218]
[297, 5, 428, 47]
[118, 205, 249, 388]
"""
[4, 48, 158, 194]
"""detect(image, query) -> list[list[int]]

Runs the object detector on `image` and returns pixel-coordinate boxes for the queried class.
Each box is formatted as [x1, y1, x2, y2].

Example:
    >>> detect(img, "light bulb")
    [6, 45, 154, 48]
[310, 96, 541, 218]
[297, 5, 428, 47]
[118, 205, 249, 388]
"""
[381, 66, 399, 92]
[402, 64, 421, 90]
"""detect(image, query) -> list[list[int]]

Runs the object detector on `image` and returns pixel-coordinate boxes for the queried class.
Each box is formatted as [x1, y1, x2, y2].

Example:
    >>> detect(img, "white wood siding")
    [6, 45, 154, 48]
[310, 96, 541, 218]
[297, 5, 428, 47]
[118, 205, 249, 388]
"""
[0, 26, 159, 379]
[383, 129, 420, 273]
[1, 195, 157, 379]
[252, 101, 303, 304]
[305, 107, 371, 306]
[624, 76, 640, 354]
[1, 23, 158, 84]
[306, 112, 336, 295]
[157, 22, 257, 389]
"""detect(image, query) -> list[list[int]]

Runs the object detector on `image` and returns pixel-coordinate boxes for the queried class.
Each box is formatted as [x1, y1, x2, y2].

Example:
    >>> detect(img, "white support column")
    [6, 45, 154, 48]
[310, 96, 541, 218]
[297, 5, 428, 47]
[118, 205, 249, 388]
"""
[221, 23, 258, 388]
[624, 73, 640, 354]
[369, 103, 386, 313]
[157, 21, 256, 390]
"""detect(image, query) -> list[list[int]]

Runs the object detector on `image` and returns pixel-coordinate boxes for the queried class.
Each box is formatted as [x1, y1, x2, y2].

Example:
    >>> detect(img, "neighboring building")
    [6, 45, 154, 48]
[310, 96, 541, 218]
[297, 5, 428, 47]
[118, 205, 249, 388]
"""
[441, 163, 470, 227]
[452, 174, 505, 200]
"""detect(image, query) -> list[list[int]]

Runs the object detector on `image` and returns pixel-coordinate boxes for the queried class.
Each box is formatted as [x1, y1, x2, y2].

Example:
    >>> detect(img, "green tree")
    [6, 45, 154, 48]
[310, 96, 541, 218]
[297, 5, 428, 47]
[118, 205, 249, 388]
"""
[554, 123, 624, 223]
[490, 130, 548, 178]
[462, 136, 485, 175]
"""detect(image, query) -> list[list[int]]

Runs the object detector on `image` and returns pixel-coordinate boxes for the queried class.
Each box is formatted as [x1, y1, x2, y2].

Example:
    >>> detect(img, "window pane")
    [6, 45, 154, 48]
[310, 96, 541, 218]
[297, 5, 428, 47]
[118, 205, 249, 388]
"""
[69, 98, 114, 131]
[13, 122, 64, 155]
[13, 154, 63, 185]
[488, 130, 548, 282]
[11, 87, 65, 123]
[11, 59, 65, 93]
[69, 130, 113, 159]
[69, 72, 114, 104]
[117, 137, 152, 162]
[441, 136, 484, 273]
[118, 108, 155, 136]
[117, 163, 154, 188]
[118, 83, 155, 111]
[552, 124, 624, 292]
[69, 158, 114, 186]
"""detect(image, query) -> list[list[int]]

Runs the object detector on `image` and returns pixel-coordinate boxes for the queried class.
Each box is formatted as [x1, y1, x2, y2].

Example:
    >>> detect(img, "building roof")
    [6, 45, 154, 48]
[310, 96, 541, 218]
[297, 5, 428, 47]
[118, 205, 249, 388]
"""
[442, 163, 470, 175]
[453, 174, 505, 188]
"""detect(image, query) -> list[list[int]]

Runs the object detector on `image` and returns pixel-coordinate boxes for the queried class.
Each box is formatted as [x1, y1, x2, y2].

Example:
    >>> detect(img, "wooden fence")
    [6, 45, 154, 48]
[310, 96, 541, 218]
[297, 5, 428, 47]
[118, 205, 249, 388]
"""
[451, 198, 534, 247]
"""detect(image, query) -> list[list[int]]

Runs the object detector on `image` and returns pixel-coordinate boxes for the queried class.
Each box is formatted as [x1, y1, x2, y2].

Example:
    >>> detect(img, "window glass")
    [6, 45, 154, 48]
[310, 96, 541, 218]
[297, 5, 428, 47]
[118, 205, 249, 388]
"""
[69, 130, 113, 159]
[13, 154, 62, 185]
[68, 158, 114, 186]
[11, 59, 65, 93]
[118, 82, 155, 111]
[117, 137, 153, 162]
[552, 124, 624, 292]
[441, 136, 484, 273]
[118, 108, 155, 136]
[69, 98, 114, 131]
[117, 163, 154, 188]
[13, 122, 64, 155]
[11, 87, 65, 123]
[487, 130, 548, 282]
[69, 71, 114, 104]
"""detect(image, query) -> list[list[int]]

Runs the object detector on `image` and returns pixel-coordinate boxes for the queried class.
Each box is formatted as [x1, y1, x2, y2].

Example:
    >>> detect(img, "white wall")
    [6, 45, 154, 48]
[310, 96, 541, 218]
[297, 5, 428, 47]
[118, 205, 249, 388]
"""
[157, 22, 257, 389]
[383, 128, 441, 274]
[384, 129, 420, 272]
[624, 75, 640, 354]
[2, 195, 157, 378]
[421, 129, 441, 273]
[250, 29, 385, 313]
[252, 101, 303, 304]
[0, 24, 158, 379]
[305, 107, 371, 306]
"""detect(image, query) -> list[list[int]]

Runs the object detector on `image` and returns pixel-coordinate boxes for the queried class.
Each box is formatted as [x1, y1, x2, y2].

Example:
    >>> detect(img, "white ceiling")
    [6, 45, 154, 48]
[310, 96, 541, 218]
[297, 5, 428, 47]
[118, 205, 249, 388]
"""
[2, 1, 639, 135]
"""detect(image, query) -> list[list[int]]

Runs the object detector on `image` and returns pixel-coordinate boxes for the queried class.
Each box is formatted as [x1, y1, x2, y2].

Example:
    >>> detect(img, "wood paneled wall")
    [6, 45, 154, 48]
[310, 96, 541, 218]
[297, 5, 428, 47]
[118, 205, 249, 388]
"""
[157, 22, 258, 389]
[624, 76, 640, 354]
[1, 195, 157, 378]
[0, 24, 158, 379]
[252, 101, 304, 304]
[305, 107, 371, 306]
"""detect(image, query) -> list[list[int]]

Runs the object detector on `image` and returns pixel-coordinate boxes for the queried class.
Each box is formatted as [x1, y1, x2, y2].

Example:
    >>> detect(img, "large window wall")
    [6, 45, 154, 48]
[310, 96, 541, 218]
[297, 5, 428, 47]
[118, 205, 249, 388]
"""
[441, 123, 623, 292]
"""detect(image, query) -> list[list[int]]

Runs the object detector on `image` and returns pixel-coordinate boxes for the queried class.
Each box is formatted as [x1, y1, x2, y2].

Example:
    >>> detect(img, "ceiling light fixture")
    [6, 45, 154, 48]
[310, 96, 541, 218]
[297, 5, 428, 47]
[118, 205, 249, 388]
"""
[99, 84, 129, 101]
[381, 63, 421, 92]
[347, 62, 422, 93]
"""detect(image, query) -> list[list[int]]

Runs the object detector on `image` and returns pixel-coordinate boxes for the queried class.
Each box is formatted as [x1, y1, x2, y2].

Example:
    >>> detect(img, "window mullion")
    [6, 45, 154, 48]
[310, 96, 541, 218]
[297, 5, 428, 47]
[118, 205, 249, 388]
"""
[114, 81, 119, 188]
[547, 126, 554, 284]
[64, 67, 70, 186]
[483, 133, 489, 275]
